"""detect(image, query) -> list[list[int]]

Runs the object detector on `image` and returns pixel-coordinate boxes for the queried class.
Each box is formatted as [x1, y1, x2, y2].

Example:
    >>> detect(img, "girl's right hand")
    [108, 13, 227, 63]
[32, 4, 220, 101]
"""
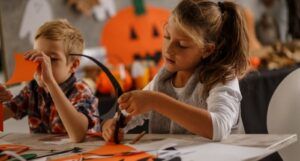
[0, 84, 13, 103]
[102, 118, 124, 142]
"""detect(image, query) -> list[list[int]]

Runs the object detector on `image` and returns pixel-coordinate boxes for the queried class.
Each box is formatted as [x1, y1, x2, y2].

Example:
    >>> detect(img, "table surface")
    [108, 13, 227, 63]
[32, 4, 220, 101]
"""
[0, 133, 297, 161]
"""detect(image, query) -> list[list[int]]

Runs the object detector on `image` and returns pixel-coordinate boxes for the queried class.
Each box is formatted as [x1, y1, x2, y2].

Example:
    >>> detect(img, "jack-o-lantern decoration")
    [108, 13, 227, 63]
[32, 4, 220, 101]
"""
[101, 0, 170, 65]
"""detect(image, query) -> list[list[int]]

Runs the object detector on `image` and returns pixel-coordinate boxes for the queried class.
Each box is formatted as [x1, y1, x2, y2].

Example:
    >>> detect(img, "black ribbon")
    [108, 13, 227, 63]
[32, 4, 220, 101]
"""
[70, 53, 126, 144]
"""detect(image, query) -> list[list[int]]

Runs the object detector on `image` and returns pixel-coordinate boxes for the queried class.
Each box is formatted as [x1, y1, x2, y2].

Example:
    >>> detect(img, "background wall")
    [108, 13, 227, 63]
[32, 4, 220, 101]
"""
[0, 0, 180, 80]
[0, 0, 180, 133]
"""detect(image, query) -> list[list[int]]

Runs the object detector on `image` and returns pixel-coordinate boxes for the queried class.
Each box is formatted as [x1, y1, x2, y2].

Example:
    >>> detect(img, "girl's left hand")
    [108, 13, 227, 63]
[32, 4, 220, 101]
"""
[24, 50, 54, 85]
[118, 91, 155, 116]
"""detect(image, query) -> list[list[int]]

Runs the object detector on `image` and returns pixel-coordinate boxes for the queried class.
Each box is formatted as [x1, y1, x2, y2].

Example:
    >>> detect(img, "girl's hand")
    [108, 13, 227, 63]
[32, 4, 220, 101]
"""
[24, 50, 55, 85]
[102, 118, 124, 142]
[118, 91, 155, 116]
[0, 84, 13, 103]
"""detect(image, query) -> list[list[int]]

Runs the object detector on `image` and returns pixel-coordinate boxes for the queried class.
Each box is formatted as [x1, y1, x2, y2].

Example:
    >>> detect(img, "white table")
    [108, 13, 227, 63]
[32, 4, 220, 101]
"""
[0, 133, 297, 161]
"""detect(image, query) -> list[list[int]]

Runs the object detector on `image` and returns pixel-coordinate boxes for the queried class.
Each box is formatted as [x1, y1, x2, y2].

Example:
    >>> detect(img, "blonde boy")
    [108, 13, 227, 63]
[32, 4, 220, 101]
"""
[0, 19, 99, 142]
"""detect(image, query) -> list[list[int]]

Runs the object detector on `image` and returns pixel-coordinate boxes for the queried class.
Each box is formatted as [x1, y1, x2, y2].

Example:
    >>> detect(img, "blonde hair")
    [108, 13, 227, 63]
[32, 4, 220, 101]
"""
[173, 0, 249, 97]
[35, 19, 84, 62]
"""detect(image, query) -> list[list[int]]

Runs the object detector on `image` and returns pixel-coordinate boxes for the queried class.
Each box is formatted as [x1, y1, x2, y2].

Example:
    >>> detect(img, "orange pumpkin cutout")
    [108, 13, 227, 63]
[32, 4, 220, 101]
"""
[101, 5, 170, 65]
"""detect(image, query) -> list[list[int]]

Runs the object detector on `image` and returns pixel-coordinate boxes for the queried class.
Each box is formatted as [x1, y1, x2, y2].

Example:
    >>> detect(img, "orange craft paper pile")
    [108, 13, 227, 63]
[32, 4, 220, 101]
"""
[54, 143, 154, 161]
[5, 54, 38, 86]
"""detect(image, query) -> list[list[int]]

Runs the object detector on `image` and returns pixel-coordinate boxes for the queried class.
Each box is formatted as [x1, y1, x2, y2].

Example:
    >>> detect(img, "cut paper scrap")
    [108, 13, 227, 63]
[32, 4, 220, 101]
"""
[53, 143, 153, 161]
[5, 54, 38, 86]
[0, 144, 30, 161]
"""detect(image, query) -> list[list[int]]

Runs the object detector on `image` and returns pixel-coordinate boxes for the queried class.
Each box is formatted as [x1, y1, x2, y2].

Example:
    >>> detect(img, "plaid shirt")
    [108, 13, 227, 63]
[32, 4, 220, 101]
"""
[4, 75, 100, 134]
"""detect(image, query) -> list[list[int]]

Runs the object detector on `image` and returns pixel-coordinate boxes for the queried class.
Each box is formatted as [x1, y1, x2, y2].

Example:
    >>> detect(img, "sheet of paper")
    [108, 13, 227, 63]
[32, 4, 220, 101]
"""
[128, 138, 195, 152]
[5, 54, 38, 85]
[43, 138, 70, 145]
[177, 142, 273, 161]
[129, 138, 273, 161]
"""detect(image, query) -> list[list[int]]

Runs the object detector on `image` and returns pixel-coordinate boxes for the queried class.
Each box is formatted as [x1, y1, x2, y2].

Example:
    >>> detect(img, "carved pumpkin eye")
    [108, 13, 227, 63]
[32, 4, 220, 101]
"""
[130, 27, 138, 40]
[153, 25, 159, 38]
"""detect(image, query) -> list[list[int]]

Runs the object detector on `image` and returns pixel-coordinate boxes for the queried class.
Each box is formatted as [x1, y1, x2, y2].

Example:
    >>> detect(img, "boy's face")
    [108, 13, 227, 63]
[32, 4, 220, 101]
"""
[33, 37, 79, 87]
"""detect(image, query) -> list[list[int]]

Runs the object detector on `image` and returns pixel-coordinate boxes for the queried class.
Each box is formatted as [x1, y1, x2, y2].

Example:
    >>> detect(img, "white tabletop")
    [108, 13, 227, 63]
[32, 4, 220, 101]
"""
[0, 133, 297, 161]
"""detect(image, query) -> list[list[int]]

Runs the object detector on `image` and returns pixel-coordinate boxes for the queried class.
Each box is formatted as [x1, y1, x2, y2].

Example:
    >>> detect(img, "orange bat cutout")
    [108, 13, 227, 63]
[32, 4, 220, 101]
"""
[54, 143, 154, 161]
[5, 54, 38, 86]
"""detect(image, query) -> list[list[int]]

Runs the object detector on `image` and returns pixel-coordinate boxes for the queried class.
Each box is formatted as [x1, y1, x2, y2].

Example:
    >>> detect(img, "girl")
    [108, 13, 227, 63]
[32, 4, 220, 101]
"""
[102, 0, 249, 141]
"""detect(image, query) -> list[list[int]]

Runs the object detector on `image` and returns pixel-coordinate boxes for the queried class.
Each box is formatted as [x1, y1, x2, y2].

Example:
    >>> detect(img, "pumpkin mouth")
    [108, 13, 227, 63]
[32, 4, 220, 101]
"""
[134, 51, 162, 64]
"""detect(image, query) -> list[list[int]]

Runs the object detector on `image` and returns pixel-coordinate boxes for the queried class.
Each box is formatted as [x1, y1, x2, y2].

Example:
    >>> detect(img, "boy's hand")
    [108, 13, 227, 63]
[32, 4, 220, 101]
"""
[0, 84, 13, 103]
[24, 50, 54, 85]
[102, 118, 124, 142]
[118, 91, 155, 116]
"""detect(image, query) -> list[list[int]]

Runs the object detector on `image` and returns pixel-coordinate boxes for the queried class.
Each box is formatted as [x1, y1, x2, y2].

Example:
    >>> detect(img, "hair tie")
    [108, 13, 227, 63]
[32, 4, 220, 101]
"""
[218, 2, 225, 13]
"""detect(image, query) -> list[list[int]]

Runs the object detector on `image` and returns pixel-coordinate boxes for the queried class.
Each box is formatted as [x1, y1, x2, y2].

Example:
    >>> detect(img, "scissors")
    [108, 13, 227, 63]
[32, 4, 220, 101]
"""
[70, 54, 126, 144]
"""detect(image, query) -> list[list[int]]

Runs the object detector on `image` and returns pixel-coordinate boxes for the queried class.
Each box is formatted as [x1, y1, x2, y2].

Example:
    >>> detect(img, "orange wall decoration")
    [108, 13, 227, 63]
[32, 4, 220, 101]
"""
[101, 5, 170, 65]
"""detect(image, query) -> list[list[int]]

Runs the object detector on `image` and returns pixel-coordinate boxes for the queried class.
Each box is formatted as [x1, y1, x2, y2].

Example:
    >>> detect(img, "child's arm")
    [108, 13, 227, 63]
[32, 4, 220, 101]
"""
[0, 84, 14, 120]
[0, 84, 28, 120]
[47, 81, 90, 142]
[24, 51, 90, 143]
[0, 85, 13, 103]
[3, 107, 14, 120]
[118, 91, 214, 139]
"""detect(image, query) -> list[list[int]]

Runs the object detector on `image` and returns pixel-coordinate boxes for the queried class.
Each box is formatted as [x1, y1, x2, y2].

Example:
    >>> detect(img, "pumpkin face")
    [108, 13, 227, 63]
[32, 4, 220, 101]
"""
[101, 6, 170, 65]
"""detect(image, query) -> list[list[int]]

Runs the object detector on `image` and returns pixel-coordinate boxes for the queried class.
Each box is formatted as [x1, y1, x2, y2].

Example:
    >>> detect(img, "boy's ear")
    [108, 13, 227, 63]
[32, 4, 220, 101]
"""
[203, 43, 216, 59]
[69, 58, 80, 73]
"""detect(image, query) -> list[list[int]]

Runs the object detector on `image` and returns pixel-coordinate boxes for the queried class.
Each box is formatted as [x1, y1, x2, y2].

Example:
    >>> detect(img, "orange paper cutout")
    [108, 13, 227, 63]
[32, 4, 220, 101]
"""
[54, 143, 154, 161]
[0, 144, 30, 161]
[5, 54, 38, 86]
[101, 6, 170, 65]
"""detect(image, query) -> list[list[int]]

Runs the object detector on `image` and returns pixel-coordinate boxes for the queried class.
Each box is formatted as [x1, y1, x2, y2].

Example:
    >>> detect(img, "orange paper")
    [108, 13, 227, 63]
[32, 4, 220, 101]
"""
[101, 6, 170, 65]
[0, 144, 29, 161]
[54, 143, 154, 161]
[5, 54, 38, 86]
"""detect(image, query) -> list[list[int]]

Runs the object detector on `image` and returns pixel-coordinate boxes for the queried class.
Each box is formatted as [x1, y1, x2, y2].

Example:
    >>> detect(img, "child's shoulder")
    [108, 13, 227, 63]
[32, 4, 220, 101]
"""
[73, 80, 94, 94]
[209, 78, 241, 98]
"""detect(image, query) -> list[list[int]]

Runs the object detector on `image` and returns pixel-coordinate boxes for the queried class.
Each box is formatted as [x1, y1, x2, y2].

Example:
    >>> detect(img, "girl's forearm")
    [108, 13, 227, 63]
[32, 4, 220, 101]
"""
[150, 92, 213, 139]
[47, 80, 88, 143]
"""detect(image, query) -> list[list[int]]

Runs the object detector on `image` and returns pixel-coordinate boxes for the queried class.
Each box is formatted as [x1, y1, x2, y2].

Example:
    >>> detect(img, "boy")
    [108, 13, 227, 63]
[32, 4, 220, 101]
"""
[0, 19, 99, 142]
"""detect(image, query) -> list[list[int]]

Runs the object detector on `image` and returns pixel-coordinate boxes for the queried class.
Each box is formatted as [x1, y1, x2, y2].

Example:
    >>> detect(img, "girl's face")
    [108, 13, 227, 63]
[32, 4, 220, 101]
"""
[162, 16, 205, 73]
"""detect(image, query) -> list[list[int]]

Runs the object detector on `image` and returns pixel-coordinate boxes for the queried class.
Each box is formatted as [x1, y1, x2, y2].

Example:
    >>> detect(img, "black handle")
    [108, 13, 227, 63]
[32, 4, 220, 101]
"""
[70, 54, 126, 144]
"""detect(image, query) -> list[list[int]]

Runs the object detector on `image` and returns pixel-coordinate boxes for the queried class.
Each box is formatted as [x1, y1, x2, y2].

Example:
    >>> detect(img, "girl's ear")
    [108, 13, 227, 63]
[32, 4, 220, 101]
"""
[69, 58, 80, 73]
[203, 43, 216, 59]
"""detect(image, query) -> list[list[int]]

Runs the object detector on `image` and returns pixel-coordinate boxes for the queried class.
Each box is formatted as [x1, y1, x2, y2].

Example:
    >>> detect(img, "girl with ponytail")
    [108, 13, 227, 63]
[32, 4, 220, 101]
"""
[102, 0, 249, 142]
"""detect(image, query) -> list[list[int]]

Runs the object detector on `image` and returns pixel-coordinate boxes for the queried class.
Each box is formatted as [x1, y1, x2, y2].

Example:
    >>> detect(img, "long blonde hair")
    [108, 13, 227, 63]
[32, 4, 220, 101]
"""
[173, 0, 249, 97]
